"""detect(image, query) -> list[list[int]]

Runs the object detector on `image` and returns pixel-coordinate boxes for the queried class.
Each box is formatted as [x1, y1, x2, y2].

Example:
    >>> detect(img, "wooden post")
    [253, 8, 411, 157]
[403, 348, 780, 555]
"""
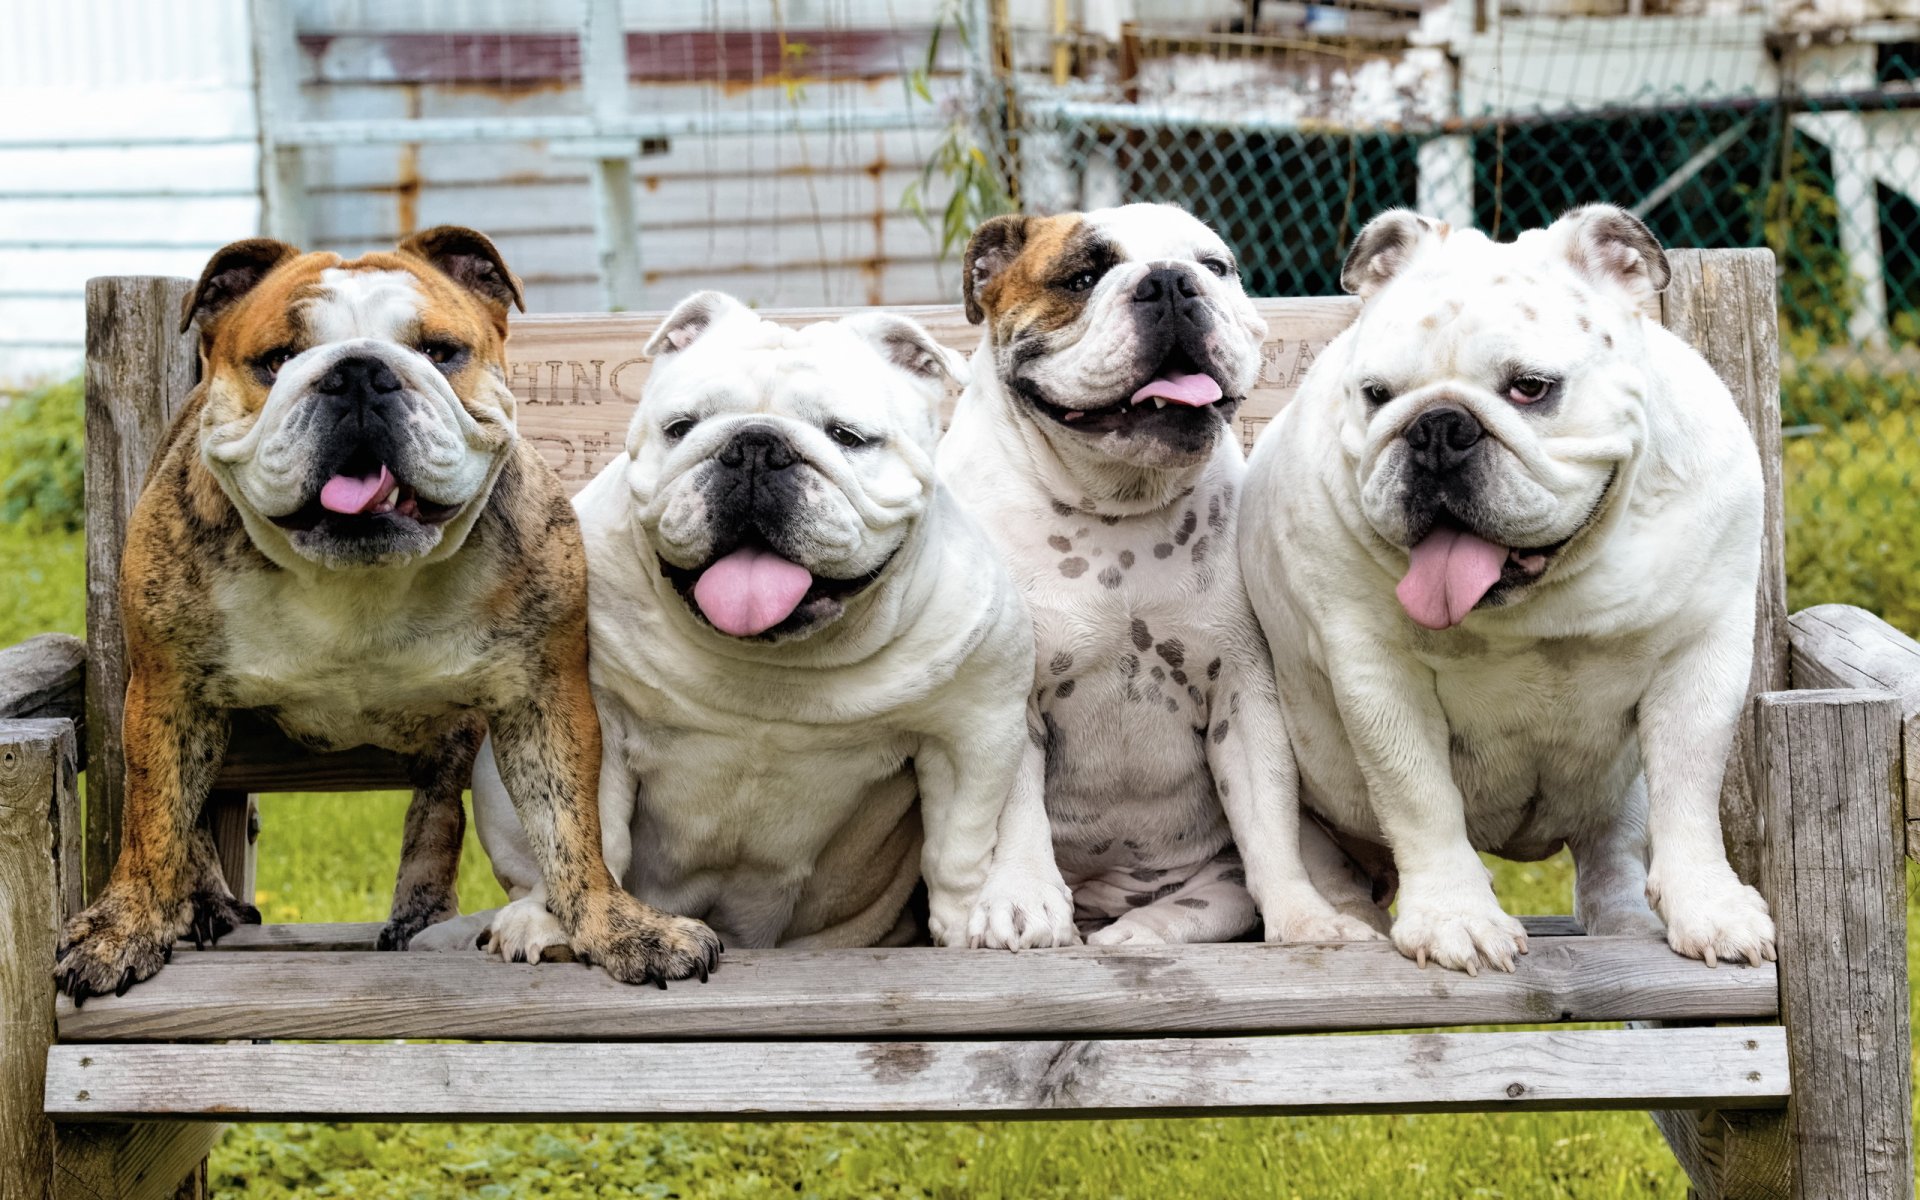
[0, 719, 77, 1200]
[82, 277, 250, 1198]
[1659, 248, 1788, 886]
[1758, 688, 1913, 1199]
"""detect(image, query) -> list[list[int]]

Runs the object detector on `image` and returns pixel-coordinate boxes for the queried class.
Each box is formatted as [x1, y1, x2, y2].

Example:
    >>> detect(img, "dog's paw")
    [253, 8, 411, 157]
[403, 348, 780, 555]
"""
[1648, 868, 1774, 967]
[963, 868, 1078, 949]
[376, 889, 459, 951]
[1086, 920, 1169, 947]
[1391, 892, 1529, 975]
[55, 889, 182, 1005]
[478, 896, 573, 964]
[1262, 885, 1388, 944]
[570, 892, 724, 987]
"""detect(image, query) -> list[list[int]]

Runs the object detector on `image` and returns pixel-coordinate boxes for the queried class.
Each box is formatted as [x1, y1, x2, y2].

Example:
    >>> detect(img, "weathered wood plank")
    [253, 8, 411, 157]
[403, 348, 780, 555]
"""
[0, 719, 75, 1200]
[1649, 1107, 1792, 1200]
[1788, 603, 1920, 862]
[50, 1123, 223, 1200]
[197, 913, 1588, 954]
[58, 935, 1775, 1043]
[83, 276, 199, 902]
[0, 635, 86, 728]
[43, 1027, 1789, 1122]
[501, 296, 1360, 491]
[1660, 248, 1786, 888]
[1758, 689, 1914, 1199]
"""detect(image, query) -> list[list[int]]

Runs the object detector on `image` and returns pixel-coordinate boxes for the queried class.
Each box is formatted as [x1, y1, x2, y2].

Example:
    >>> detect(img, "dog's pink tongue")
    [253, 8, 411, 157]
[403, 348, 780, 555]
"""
[1131, 371, 1223, 407]
[1396, 527, 1508, 630]
[692, 546, 814, 637]
[317, 464, 396, 515]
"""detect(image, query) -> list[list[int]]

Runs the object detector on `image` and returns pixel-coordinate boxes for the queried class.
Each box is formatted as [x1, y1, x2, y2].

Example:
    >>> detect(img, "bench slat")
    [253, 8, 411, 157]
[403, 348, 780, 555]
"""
[58, 936, 1776, 1043]
[45, 1027, 1789, 1122]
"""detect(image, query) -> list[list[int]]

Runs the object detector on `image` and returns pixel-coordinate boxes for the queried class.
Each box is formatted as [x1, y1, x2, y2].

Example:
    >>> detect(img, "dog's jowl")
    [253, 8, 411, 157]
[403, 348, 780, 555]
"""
[54, 228, 719, 1001]
[940, 203, 1385, 946]
[418, 292, 1074, 957]
[1240, 205, 1775, 974]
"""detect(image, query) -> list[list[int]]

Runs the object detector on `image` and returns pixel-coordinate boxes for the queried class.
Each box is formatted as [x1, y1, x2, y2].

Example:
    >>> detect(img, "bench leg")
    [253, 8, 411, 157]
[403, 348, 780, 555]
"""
[1, 719, 77, 1200]
[1757, 690, 1914, 1199]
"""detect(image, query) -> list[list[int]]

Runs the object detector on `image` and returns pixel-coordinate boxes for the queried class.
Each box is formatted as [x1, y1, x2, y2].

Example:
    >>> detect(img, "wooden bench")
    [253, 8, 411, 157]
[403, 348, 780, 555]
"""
[1, 249, 1913, 1200]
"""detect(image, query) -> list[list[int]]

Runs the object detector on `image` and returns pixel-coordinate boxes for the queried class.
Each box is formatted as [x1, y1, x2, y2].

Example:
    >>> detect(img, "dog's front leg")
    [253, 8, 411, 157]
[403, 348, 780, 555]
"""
[916, 710, 1052, 948]
[1207, 649, 1382, 944]
[487, 650, 720, 985]
[1639, 615, 1775, 966]
[56, 659, 255, 1001]
[1325, 626, 1527, 974]
[378, 714, 485, 950]
[961, 695, 1077, 949]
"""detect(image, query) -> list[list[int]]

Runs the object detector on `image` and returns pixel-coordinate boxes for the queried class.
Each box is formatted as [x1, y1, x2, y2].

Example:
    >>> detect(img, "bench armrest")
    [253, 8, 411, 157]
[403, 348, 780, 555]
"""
[0, 633, 84, 723]
[1788, 604, 1920, 860]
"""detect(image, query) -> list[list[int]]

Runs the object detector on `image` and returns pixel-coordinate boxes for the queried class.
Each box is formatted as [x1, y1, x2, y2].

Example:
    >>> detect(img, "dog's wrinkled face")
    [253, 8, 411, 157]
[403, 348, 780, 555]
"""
[624, 292, 964, 642]
[182, 228, 524, 571]
[963, 203, 1269, 472]
[1336, 205, 1671, 629]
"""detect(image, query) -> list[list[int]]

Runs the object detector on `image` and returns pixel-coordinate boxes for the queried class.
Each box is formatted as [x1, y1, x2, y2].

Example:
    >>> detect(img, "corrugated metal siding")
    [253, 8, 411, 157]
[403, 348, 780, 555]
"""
[0, 0, 261, 384]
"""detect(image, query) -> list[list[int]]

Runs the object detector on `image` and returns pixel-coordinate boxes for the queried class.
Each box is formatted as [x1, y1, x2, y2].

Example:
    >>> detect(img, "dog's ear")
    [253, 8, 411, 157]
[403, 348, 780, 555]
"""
[180, 239, 302, 335]
[1339, 210, 1448, 300]
[643, 291, 754, 357]
[844, 312, 969, 389]
[1549, 204, 1671, 314]
[397, 226, 525, 325]
[962, 214, 1031, 324]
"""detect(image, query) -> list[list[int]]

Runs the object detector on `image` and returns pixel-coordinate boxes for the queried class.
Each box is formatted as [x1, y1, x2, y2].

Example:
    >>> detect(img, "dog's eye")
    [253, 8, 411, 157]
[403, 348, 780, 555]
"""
[828, 423, 870, 449]
[256, 347, 297, 382]
[1202, 258, 1234, 278]
[418, 339, 467, 369]
[1361, 381, 1393, 406]
[1062, 270, 1100, 294]
[662, 416, 698, 441]
[1508, 375, 1555, 405]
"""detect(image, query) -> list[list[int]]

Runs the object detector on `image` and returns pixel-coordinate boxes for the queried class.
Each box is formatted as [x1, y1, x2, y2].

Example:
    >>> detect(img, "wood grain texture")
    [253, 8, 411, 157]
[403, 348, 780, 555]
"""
[43, 1027, 1788, 1122]
[501, 296, 1362, 491]
[1659, 248, 1786, 888]
[1758, 688, 1914, 1200]
[1648, 1107, 1792, 1200]
[83, 277, 198, 902]
[49, 1124, 223, 1200]
[0, 720, 74, 1200]
[1789, 603, 1920, 862]
[57, 936, 1776, 1043]
[0, 636, 85, 728]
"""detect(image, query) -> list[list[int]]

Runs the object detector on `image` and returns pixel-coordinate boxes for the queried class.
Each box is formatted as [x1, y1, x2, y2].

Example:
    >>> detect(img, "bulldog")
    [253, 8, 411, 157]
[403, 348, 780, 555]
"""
[938, 203, 1384, 946]
[1239, 205, 1776, 974]
[414, 291, 1074, 958]
[54, 228, 721, 1001]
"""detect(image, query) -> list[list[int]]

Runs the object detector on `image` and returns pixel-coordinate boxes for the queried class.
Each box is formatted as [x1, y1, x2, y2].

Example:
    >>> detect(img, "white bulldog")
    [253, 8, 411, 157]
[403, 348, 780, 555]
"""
[939, 202, 1384, 946]
[417, 292, 1074, 957]
[1239, 205, 1776, 974]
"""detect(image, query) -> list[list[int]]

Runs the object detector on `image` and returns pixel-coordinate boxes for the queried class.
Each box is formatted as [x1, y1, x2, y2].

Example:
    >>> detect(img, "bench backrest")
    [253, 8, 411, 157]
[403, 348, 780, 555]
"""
[77, 250, 1784, 898]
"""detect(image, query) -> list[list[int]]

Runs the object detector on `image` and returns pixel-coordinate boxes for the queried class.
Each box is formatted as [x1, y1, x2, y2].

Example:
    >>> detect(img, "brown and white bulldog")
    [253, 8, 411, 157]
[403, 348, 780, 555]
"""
[54, 228, 721, 1002]
[938, 203, 1384, 946]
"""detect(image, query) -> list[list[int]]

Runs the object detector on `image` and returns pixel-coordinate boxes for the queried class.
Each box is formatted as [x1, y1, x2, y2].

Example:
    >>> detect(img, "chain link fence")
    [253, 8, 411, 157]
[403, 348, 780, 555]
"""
[960, 9, 1920, 630]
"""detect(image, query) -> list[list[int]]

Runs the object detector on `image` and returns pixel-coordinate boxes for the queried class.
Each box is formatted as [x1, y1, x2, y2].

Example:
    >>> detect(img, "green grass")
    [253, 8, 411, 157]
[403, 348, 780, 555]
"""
[4, 518, 1914, 1199]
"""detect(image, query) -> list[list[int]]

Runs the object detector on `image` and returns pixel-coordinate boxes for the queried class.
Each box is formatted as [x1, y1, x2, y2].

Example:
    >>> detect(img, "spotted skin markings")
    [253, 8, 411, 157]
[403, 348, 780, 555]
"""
[1131, 619, 1152, 651]
[1055, 679, 1076, 699]
[1050, 499, 1076, 517]
[1173, 511, 1197, 546]
[1191, 535, 1209, 563]
[1048, 534, 1072, 552]
[1206, 658, 1221, 680]
[1098, 566, 1123, 588]
[1119, 549, 1135, 568]
[1154, 543, 1174, 558]
[1060, 557, 1088, 578]
[1175, 897, 1209, 910]
[1155, 639, 1184, 668]
[1050, 651, 1073, 675]
[1211, 719, 1230, 744]
[1206, 495, 1225, 533]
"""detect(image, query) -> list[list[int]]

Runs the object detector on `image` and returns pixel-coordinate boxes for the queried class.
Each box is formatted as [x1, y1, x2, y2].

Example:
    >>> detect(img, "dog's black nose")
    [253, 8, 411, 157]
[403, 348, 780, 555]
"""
[1405, 405, 1483, 473]
[718, 426, 797, 472]
[317, 355, 403, 398]
[1133, 266, 1201, 305]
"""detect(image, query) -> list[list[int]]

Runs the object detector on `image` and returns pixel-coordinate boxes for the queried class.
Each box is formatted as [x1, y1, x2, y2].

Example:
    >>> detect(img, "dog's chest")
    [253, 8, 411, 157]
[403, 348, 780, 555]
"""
[210, 571, 515, 753]
[1417, 631, 1656, 850]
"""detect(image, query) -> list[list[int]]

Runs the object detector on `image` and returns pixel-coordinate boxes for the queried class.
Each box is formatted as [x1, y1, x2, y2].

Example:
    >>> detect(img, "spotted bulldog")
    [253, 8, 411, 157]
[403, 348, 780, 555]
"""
[937, 202, 1384, 946]
[53, 228, 721, 1002]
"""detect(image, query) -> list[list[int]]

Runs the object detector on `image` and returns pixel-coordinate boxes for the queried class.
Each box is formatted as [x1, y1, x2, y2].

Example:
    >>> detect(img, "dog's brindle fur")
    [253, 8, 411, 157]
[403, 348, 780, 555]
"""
[55, 230, 721, 1001]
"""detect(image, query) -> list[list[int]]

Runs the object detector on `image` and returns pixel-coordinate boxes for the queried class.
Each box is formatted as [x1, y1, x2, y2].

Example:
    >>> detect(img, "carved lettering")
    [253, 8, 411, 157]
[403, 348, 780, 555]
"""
[1287, 341, 1319, 388]
[606, 356, 648, 403]
[569, 359, 606, 405]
